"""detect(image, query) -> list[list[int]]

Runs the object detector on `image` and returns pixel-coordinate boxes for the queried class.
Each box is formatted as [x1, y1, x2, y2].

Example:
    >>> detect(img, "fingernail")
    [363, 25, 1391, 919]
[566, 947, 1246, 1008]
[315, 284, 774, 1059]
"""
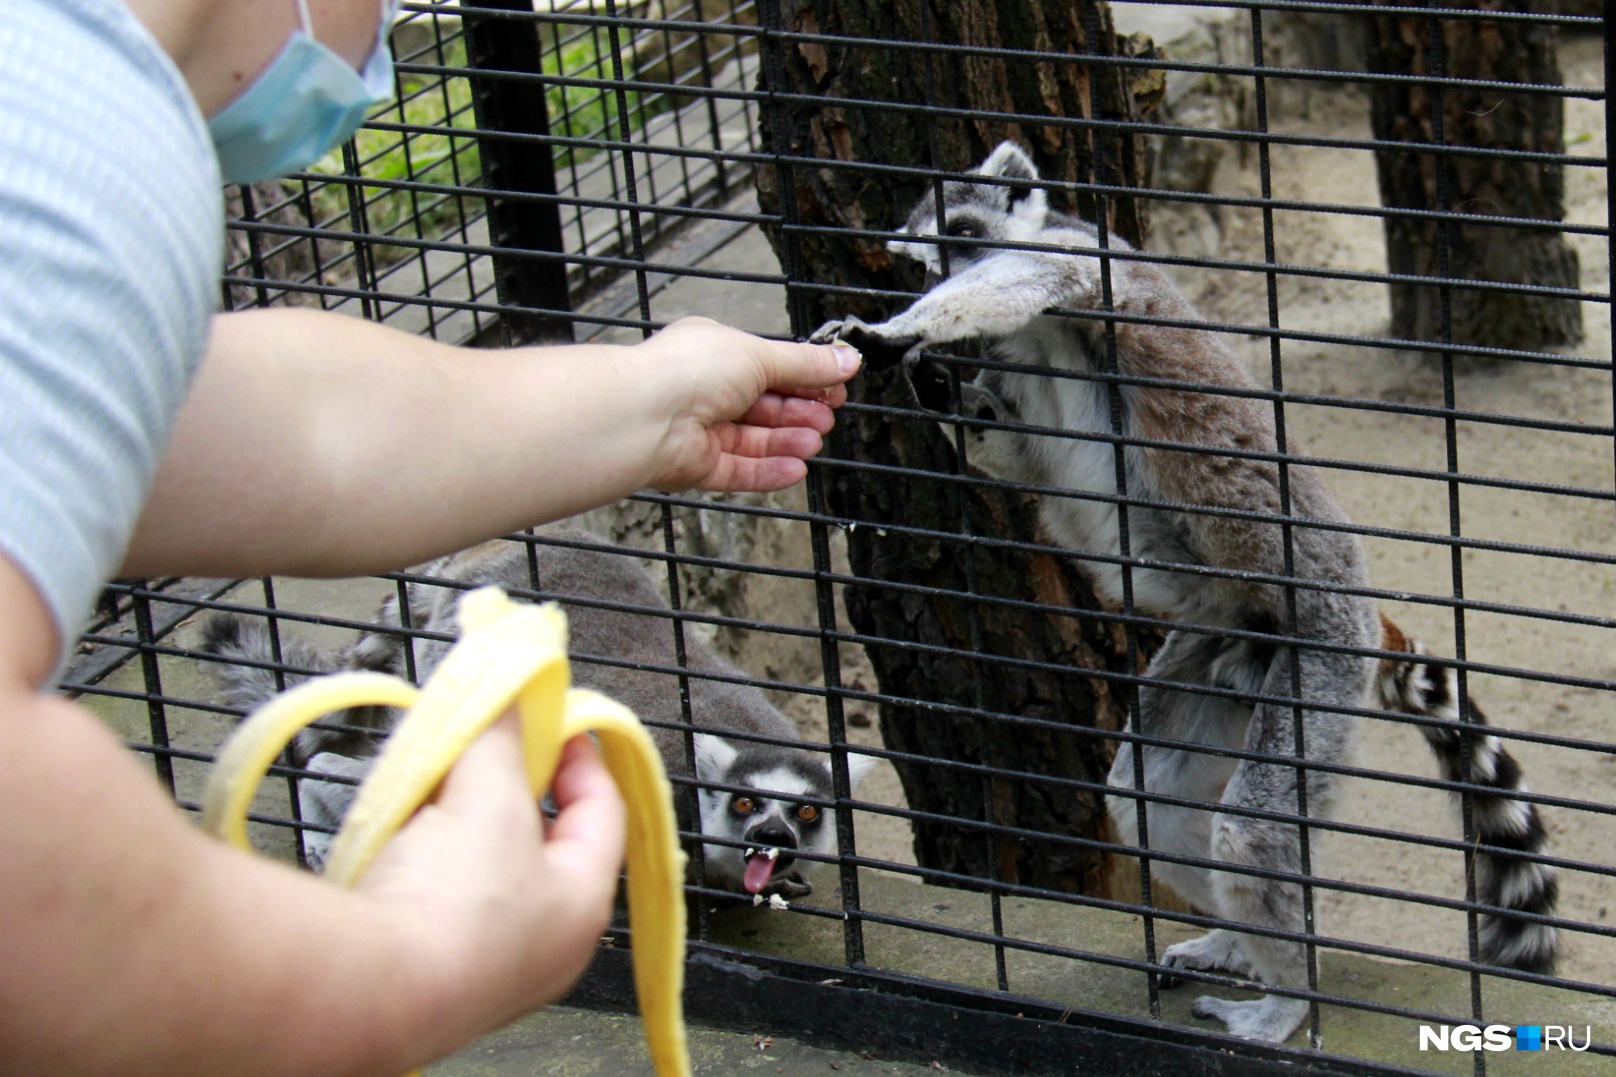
[833, 344, 862, 375]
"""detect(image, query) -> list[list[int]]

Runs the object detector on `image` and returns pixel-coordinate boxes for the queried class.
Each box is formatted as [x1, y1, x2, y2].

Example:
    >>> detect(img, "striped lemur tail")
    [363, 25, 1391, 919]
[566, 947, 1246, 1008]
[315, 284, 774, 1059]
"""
[198, 613, 402, 764]
[1376, 614, 1559, 974]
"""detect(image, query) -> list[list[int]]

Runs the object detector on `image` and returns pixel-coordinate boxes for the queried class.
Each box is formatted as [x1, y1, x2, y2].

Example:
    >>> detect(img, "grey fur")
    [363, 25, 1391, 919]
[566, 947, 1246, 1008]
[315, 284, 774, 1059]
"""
[200, 532, 874, 896]
[813, 141, 1556, 1043]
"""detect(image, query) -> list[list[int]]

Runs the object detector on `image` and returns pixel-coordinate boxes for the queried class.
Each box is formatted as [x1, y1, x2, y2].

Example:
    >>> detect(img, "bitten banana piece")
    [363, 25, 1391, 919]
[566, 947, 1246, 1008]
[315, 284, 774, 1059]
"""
[200, 587, 690, 1077]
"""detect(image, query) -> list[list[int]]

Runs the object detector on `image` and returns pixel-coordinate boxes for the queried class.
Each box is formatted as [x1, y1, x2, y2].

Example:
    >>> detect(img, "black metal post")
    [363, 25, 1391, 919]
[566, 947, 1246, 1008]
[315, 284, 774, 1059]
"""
[462, 0, 575, 344]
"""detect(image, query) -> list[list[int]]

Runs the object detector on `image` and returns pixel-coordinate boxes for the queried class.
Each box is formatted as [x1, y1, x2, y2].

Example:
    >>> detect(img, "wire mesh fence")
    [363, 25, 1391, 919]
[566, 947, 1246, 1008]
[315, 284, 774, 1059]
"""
[71, 0, 1616, 1073]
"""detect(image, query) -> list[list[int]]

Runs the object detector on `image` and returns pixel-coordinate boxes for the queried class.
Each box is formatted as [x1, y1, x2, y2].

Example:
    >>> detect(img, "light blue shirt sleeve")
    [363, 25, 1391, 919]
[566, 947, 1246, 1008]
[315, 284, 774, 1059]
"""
[0, 0, 224, 670]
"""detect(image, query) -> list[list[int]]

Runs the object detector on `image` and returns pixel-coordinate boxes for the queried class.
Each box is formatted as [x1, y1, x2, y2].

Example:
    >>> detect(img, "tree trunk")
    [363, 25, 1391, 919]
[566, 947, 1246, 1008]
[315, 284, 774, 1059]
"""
[754, 0, 1164, 895]
[1367, 1, 1582, 360]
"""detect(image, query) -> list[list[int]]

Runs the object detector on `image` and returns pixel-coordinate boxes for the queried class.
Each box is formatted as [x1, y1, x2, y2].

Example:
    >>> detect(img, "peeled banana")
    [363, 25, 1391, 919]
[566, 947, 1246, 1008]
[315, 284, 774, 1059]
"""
[200, 587, 690, 1077]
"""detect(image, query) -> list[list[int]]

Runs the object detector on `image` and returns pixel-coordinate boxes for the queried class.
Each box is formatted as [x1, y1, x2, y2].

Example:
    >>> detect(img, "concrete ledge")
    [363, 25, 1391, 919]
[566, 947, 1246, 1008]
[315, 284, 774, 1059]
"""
[429, 1005, 955, 1077]
[704, 871, 1611, 1075]
[439, 871, 1615, 1076]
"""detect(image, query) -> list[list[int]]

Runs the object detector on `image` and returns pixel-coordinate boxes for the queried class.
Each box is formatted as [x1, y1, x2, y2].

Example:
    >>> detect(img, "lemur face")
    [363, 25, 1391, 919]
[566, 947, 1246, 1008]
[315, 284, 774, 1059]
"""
[888, 141, 1050, 278]
[882, 140, 1117, 485]
[886, 142, 1051, 431]
[693, 735, 875, 897]
[702, 770, 830, 894]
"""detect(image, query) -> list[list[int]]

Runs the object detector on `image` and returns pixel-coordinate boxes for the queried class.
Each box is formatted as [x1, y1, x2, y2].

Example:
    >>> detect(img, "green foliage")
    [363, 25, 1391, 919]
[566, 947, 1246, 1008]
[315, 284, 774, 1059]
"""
[301, 24, 664, 269]
[305, 34, 481, 263]
[547, 23, 655, 167]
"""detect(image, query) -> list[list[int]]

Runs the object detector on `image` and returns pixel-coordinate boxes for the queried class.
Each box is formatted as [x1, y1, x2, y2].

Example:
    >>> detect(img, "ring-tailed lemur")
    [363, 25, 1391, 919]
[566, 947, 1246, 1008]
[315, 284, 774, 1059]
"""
[200, 532, 874, 900]
[811, 142, 1557, 1044]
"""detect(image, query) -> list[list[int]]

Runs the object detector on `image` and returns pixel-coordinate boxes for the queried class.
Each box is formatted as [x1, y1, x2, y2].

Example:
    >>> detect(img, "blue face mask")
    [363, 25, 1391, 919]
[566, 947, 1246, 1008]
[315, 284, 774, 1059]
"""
[209, 0, 401, 185]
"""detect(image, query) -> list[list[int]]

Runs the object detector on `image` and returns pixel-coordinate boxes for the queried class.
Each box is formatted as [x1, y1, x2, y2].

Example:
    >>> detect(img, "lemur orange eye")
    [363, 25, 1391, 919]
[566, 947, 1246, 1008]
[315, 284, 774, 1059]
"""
[947, 221, 978, 239]
[731, 796, 755, 815]
[796, 804, 820, 823]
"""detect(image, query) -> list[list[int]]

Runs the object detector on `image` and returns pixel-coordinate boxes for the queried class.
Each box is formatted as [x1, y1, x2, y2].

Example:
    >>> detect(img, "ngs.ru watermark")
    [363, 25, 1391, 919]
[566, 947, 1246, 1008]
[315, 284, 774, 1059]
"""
[1419, 1025, 1592, 1052]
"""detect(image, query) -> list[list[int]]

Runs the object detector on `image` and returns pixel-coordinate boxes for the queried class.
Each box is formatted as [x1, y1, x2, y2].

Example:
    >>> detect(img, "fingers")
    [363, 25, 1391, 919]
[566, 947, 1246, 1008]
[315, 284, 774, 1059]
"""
[701, 454, 809, 494]
[781, 383, 850, 409]
[433, 712, 536, 831]
[543, 734, 627, 886]
[432, 724, 624, 869]
[692, 422, 824, 493]
[355, 712, 542, 904]
[752, 336, 862, 395]
[738, 391, 840, 432]
[640, 318, 858, 495]
[719, 422, 823, 462]
[548, 734, 613, 816]
[650, 316, 861, 396]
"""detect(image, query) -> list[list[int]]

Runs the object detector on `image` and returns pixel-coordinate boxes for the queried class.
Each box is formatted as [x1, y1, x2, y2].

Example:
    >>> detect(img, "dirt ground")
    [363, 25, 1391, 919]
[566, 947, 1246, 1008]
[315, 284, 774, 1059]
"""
[690, 32, 1616, 988]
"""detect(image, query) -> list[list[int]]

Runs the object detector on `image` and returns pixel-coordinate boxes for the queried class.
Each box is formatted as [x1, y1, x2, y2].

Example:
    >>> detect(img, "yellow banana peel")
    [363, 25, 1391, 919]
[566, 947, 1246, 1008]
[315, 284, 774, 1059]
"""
[200, 587, 690, 1077]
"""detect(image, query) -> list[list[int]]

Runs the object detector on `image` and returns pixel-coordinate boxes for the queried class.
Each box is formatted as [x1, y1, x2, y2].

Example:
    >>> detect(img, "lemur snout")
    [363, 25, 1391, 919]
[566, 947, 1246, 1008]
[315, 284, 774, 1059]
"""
[905, 356, 1001, 426]
[745, 821, 799, 865]
[903, 354, 954, 414]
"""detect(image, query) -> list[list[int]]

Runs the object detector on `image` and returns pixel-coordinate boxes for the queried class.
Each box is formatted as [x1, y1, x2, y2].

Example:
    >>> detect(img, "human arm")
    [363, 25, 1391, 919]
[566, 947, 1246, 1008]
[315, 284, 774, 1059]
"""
[0, 554, 626, 1077]
[124, 310, 859, 578]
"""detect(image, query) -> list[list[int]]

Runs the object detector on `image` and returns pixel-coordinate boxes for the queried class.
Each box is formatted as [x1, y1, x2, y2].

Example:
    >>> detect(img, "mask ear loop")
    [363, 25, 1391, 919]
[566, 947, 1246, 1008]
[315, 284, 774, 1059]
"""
[381, 0, 404, 45]
[294, 0, 396, 51]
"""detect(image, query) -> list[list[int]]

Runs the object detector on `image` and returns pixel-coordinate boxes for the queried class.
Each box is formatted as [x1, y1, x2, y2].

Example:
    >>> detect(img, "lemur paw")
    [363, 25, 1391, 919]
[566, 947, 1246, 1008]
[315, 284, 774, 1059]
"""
[1191, 995, 1309, 1043]
[1074, 258, 1105, 306]
[809, 317, 920, 371]
[1157, 930, 1254, 990]
[764, 873, 814, 900]
[808, 318, 860, 345]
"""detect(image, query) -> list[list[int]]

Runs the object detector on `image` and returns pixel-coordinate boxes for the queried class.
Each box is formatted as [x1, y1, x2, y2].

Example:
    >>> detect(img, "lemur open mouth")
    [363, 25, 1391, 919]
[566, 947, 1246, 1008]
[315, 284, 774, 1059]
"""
[742, 846, 784, 894]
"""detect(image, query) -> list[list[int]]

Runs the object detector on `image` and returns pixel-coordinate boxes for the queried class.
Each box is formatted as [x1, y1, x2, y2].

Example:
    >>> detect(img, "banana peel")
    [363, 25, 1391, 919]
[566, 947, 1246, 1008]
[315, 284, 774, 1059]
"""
[200, 587, 690, 1077]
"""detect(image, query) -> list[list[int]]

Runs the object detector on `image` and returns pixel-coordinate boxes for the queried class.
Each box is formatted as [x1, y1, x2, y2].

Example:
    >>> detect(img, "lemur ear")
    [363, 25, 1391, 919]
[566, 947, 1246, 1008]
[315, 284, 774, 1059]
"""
[693, 733, 739, 783]
[977, 141, 1040, 207]
[826, 749, 880, 791]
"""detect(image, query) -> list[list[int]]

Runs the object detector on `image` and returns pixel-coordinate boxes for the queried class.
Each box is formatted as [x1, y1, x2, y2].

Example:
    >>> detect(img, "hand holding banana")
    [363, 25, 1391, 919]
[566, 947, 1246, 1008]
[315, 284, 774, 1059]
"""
[201, 587, 691, 1077]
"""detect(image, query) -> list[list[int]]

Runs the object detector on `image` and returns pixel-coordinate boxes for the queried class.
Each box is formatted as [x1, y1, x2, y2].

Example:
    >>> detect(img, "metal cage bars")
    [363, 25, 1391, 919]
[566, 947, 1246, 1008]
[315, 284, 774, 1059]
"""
[74, 0, 1616, 1072]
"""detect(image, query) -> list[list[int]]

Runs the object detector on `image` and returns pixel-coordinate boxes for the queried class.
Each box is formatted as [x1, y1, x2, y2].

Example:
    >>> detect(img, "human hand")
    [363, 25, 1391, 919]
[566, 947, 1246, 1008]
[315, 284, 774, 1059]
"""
[633, 316, 862, 493]
[356, 721, 626, 1024]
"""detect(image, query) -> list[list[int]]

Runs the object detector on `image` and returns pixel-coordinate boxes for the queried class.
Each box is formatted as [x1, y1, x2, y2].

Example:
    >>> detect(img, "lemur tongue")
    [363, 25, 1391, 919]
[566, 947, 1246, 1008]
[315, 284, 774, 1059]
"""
[742, 848, 779, 894]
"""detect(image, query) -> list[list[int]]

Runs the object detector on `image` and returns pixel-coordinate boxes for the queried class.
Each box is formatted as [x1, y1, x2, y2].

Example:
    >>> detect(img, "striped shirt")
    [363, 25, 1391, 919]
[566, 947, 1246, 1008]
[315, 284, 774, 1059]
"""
[0, 0, 222, 673]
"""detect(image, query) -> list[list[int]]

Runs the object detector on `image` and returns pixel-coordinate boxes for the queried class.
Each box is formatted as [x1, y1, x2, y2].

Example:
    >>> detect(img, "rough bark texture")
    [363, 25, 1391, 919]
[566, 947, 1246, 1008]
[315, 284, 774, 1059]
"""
[1367, 1, 1583, 359]
[754, 0, 1164, 895]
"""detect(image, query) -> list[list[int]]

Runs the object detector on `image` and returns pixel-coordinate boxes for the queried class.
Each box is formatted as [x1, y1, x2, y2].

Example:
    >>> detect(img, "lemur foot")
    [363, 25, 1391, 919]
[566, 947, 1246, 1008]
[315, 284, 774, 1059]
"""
[1157, 929, 1255, 989]
[810, 317, 920, 371]
[1191, 994, 1309, 1044]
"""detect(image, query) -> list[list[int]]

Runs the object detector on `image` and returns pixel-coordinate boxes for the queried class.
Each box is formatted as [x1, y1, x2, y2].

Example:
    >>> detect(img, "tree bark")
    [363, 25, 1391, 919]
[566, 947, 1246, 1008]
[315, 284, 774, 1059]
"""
[754, 0, 1164, 895]
[1367, 1, 1582, 360]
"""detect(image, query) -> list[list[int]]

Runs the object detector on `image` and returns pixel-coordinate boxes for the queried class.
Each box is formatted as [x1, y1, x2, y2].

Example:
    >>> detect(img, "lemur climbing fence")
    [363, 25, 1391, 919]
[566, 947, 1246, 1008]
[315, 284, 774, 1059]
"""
[72, 1, 1615, 1074]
